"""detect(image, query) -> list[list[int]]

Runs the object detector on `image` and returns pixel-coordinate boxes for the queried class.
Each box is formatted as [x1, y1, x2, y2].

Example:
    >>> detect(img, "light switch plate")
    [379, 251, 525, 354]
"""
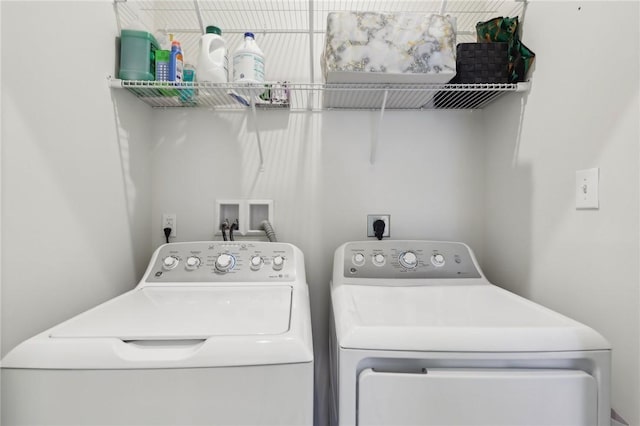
[576, 168, 599, 209]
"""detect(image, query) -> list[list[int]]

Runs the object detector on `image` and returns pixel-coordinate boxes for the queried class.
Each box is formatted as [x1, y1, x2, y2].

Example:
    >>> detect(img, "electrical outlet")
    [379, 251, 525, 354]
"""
[162, 213, 177, 237]
[367, 214, 390, 238]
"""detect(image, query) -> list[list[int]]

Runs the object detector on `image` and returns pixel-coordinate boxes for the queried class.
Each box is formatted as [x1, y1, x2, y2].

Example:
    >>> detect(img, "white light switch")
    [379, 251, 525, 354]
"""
[576, 168, 599, 209]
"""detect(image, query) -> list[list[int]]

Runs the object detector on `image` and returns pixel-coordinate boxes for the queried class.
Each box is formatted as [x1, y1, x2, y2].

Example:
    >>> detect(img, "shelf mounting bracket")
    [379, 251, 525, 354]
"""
[250, 99, 265, 172]
[370, 89, 388, 165]
[193, 0, 205, 34]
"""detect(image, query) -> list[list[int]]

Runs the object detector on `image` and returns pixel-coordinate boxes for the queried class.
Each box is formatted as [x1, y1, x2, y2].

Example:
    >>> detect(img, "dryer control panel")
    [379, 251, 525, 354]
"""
[145, 242, 296, 283]
[341, 241, 481, 279]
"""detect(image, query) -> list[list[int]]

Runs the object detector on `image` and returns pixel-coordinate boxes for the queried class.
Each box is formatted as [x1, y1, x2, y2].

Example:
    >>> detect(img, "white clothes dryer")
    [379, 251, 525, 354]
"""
[329, 240, 610, 426]
[2, 241, 313, 426]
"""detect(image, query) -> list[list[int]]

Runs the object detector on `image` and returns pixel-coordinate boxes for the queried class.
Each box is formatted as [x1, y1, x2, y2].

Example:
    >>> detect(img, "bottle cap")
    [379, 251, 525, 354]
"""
[244, 32, 255, 39]
[206, 26, 222, 35]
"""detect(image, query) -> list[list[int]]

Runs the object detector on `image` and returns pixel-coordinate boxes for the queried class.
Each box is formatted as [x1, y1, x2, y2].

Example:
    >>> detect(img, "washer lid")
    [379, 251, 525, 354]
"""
[50, 286, 292, 340]
[331, 283, 610, 352]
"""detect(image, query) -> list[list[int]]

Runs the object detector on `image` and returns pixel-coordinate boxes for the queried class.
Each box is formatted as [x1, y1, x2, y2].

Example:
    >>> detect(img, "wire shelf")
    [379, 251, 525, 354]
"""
[111, 79, 528, 111]
[113, 1, 529, 111]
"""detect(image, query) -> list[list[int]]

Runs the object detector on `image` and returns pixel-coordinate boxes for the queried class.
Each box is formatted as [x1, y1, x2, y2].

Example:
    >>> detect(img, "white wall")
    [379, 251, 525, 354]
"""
[1, 1, 153, 356]
[483, 2, 640, 424]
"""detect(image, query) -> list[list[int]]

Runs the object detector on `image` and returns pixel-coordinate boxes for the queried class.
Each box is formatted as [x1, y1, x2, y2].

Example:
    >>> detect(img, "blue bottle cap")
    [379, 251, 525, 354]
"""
[244, 32, 255, 39]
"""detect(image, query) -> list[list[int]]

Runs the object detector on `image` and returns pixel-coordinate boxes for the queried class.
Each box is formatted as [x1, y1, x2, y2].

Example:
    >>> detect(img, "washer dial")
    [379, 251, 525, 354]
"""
[185, 256, 201, 270]
[272, 255, 285, 271]
[215, 253, 236, 272]
[162, 256, 179, 270]
[250, 255, 264, 270]
[352, 253, 366, 266]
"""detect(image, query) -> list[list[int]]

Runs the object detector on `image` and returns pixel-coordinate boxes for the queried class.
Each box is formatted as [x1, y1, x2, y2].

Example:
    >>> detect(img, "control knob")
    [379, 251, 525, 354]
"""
[399, 251, 418, 269]
[185, 256, 201, 270]
[272, 255, 285, 271]
[215, 254, 236, 273]
[352, 253, 366, 266]
[162, 256, 179, 270]
[372, 253, 385, 266]
[431, 253, 446, 267]
[250, 255, 264, 270]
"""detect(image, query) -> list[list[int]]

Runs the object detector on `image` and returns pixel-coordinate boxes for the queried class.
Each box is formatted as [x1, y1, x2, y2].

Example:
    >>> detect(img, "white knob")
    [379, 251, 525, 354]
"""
[186, 256, 200, 269]
[162, 256, 179, 270]
[431, 253, 446, 267]
[215, 254, 235, 272]
[399, 251, 418, 268]
[272, 255, 285, 270]
[373, 254, 385, 266]
[353, 253, 365, 265]
[250, 255, 264, 270]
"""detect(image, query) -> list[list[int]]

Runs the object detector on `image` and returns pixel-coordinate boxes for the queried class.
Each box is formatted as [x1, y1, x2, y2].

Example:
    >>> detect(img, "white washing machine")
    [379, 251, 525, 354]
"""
[2, 241, 313, 426]
[329, 240, 611, 426]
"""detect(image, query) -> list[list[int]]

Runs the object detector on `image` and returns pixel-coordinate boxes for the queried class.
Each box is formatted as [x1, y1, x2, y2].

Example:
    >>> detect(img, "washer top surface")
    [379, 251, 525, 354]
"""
[3, 242, 313, 369]
[331, 240, 610, 353]
[51, 286, 292, 340]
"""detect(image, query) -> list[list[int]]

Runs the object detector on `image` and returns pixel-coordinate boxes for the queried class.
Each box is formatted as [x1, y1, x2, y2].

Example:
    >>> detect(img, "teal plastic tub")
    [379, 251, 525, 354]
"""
[119, 29, 159, 81]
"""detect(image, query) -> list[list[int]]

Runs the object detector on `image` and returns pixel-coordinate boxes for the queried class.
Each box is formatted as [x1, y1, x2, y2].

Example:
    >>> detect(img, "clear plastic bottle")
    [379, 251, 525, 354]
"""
[197, 26, 228, 83]
[233, 32, 265, 84]
[169, 40, 183, 82]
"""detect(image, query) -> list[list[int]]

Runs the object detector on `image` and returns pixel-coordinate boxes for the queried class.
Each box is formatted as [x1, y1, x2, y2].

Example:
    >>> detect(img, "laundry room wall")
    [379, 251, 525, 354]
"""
[482, 2, 640, 424]
[1, 1, 153, 356]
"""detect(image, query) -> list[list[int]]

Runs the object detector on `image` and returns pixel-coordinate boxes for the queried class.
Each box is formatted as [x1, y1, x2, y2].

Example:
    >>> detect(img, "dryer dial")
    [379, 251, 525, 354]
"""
[431, 253, 446, 267]
[399, 251, 418, 269]
[352, 253, 366, 266]
[372, 253, 386, 266]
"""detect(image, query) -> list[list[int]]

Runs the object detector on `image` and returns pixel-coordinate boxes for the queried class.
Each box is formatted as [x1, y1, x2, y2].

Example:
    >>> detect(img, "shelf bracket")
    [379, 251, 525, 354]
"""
[250, 99, 265, 172]
[193, 0, 205, 35]
[439, 0, 448, 15]
[307, 0, 315, 110]
[370, 89, 388, 165]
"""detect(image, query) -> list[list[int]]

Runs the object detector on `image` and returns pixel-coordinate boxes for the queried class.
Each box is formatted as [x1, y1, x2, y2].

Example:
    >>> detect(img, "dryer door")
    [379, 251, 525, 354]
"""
[358, 368, 598, 426]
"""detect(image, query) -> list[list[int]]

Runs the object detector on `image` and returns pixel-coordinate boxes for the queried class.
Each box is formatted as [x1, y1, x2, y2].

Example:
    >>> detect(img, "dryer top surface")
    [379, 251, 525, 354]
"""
[331, 282, 610, 352]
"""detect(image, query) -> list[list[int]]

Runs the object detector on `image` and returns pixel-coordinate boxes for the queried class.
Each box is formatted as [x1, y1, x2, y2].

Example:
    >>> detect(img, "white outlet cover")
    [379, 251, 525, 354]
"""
[575, 168, 599, 210]
[162, 213, 177, 237]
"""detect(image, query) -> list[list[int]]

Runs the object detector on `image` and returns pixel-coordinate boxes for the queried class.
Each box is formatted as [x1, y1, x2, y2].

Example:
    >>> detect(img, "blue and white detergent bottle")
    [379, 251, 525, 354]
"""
[233, 32, 264, 84]
[169, 40, 183, 82]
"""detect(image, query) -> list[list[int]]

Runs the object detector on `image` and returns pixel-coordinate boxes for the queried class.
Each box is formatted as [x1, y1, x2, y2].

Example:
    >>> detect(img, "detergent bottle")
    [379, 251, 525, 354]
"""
[169, 40, 183, 82]
[233, 32, 264, 84]
[196, 26, 228, 83]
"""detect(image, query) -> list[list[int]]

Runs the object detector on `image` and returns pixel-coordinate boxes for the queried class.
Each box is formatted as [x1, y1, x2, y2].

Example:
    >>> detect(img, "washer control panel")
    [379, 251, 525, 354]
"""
[342, 241, 481, 279]
[146, 242, 296, 283]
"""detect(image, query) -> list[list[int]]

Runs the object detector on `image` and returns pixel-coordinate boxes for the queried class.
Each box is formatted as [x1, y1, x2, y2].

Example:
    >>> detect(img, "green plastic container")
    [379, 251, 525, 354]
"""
[119, 29, 159, 80]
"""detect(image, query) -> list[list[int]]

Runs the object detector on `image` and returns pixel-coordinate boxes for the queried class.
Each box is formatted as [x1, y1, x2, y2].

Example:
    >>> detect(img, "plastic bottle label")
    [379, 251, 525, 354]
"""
[176, 58, 183, 82]
[233, 53, 264, 82]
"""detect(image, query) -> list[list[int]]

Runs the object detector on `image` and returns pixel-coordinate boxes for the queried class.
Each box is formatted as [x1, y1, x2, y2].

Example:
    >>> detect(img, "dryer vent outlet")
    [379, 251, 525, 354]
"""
[367, 215, 390, 238]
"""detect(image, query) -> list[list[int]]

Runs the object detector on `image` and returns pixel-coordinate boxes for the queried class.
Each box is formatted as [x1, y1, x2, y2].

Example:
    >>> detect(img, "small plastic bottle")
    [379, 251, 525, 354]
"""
[197, 26, 228, 83]
[233, 32, 264, 84]
[169, 40, 183, 82]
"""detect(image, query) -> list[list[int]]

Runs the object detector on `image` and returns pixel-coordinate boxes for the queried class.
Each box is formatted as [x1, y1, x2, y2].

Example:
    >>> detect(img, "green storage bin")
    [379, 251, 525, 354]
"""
[119, 29, 159, 81]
